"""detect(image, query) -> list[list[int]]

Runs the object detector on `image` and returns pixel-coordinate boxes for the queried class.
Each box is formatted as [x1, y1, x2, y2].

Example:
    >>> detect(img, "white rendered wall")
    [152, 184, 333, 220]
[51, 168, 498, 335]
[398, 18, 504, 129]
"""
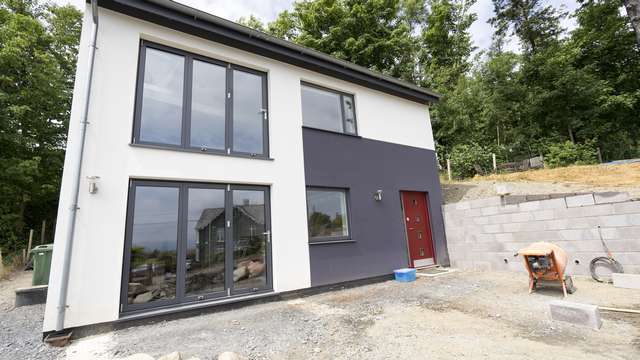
[44, 6, 434, 331]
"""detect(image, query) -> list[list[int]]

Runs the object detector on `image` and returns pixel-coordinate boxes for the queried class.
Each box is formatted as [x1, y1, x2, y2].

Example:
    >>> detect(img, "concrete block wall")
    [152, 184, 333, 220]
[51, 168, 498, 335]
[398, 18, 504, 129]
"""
[443, 192, 640, 276]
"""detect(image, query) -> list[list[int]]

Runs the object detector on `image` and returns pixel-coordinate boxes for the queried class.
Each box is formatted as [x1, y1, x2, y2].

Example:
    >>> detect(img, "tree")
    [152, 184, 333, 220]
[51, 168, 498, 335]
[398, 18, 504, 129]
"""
[0, 0, 81, 252]
[623, 0, 640, 45]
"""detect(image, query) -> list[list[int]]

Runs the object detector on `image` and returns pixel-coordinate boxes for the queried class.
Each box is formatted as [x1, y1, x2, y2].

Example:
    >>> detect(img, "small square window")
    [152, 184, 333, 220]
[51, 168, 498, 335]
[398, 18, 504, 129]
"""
[306, 188, 351, 242]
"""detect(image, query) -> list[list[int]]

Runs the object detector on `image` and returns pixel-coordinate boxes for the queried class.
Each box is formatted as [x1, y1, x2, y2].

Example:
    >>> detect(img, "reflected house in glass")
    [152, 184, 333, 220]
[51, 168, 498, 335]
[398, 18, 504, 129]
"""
[43, 0, 447, 335]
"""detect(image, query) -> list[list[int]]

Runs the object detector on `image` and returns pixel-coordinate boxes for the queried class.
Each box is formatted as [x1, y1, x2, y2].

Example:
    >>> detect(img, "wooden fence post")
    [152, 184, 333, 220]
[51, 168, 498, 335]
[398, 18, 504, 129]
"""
[41, 219, 46, 245]
[0, 248, 4, 276]
[27, 229, 34, 261]
[446, 158, 452, 181]
[492, 153, 497, 172]
[597, 147, 603, 163]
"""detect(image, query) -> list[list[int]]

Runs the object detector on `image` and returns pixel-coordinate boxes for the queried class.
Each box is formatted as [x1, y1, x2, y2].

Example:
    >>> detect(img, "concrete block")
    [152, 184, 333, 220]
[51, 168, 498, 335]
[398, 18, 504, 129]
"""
[595, 192, 630, 204]
[612, 273, 640, 289]
[483, 224, 502, 234]
[465, 208, 483, 217]
[613, 201, 640, 215]
[495, 233, 515, 242]
[470, 197, 502, 209]
[539, 198, 568, 210]
[598, 214, 632, 227]
[503, 195, 527, 205]
[454, 201, 472, 210]
[481, 206, 500, 216]
[473, 216, 490, 225]
[566, 194, 595, 208]
[544, 219, 569, 230]
[559, 204, 614, 219]
[498, 204, 520, 213]
[488, 214, 511, 224]
[533, 209, 555, 221]
[600, 226, 640, 241]
[510, 212, 534, 223]
[558, 229, 599, 241]
[549, 300, 602, 329]
[519, 201, 541, 212]
[15, 285, 48, 307]
[601, 239, 640, 252]
[554, 241, 603, 252]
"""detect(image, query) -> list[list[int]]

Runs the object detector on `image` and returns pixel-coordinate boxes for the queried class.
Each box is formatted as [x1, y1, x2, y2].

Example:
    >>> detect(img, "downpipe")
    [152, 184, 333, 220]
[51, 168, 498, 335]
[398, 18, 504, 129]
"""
[54, 0, 99, 332]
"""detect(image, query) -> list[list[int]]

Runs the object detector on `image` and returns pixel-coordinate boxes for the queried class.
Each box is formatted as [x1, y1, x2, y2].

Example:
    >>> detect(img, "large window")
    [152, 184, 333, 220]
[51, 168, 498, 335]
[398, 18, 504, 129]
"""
[133, 41, 269, 157]
[122, 180, 271, 313]
[306, 188, 351, 243]
[301, 83, 357, 135]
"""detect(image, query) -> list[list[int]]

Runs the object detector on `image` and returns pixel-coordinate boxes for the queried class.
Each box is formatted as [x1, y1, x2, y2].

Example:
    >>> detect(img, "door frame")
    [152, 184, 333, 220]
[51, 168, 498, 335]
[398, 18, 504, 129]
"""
[399, 190, 437, 268]
[120, 179, 273, 314]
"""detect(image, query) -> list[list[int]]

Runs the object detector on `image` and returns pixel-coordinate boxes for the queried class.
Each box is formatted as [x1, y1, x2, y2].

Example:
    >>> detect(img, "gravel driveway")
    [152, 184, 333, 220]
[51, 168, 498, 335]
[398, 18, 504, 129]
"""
[2, 270, 639, 359]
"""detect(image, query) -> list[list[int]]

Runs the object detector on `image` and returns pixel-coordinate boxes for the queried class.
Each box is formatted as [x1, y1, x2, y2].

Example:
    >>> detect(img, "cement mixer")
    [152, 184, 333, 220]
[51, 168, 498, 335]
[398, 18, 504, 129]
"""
[517, 242, 576, 297]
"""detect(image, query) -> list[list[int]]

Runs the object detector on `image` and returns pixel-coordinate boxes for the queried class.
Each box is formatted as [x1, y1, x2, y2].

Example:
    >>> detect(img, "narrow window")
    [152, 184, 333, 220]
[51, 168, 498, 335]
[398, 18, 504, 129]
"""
[138, 48, 185, 145]
[301, 83, 357, 135]
[190, 60, 226, 150]
[232, 69, 266, 155]
[306, 188, 350, 242]
[134, 42, 269, 157]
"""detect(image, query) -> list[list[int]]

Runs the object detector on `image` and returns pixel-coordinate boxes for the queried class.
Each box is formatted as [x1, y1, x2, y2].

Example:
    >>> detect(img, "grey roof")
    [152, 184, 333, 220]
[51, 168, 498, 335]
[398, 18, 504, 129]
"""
[97, 0, 441, 104]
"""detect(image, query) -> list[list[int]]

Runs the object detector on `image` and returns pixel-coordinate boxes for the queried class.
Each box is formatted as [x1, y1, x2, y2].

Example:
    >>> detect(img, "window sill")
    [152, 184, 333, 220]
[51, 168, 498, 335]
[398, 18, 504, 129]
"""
[129, 142, 274, 161]
[302, 126, 362, 138]
[309, 239, 356, 245]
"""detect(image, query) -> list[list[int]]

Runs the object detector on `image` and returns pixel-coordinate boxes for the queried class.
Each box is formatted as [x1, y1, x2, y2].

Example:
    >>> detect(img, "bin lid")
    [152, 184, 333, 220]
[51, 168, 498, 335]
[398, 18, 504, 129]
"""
[30, 244, 53, 254]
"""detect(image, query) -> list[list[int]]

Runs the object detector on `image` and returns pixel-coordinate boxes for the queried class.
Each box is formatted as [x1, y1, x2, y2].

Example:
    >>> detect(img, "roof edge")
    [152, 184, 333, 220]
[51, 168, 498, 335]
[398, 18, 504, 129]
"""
[96, 0, 441, 104]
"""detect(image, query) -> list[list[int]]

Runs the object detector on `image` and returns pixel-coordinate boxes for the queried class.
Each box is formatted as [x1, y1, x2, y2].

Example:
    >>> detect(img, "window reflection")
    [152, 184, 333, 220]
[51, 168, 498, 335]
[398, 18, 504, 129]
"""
[342, 95, 356, 134]
[306, 189, 349, 240]
[233, 71, 264, 154]
[186, 188, 226, 297]
[301, 85, 343, 132]
[190, 61, 226, 150]
[232, 190, 267, 290]
[127, 186, 179, 305]
[139, 48, 184, 145]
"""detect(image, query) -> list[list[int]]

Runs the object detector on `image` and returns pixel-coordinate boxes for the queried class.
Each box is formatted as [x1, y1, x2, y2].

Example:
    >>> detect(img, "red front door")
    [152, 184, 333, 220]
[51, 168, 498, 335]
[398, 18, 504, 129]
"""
[401, 191, 435, 268]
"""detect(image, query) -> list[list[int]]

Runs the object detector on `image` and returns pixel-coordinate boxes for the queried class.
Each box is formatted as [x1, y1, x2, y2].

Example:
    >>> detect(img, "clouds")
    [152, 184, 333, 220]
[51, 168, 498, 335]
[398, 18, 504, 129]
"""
[53, 0, 579, 53]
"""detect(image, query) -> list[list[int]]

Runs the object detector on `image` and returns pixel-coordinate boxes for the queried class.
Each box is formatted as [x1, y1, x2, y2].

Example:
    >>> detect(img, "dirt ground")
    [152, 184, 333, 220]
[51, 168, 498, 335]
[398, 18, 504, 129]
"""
[442, 163, 640, 204]
[43, 271, 639, 360]
[442, 180, 640, 203]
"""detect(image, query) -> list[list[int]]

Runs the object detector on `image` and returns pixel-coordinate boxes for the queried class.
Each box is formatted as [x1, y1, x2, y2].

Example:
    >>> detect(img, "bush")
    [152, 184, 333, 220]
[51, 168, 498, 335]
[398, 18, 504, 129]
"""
[544, 141, 598, 168]
[448, 143, 493, 179]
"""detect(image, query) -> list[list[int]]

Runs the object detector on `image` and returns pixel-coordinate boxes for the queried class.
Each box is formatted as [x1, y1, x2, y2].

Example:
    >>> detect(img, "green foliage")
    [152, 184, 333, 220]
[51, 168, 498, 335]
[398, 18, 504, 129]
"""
[0, 0, 81, 252]
[448, 143, 493, 179]
[544, 141, 598, 168]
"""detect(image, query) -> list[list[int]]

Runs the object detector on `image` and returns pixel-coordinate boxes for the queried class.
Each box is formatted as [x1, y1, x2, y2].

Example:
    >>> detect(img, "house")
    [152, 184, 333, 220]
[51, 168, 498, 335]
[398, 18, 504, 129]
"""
[43, 0, 447, 337]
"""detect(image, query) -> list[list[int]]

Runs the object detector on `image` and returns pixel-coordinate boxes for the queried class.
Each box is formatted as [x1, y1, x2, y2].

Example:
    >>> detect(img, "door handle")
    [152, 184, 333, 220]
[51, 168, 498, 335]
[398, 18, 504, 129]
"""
[262, 231, 271, 243]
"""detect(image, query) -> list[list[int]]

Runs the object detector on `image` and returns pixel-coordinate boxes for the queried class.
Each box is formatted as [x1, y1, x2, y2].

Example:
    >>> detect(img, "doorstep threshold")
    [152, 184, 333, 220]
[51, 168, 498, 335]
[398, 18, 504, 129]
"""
[118, 290, 276, 323]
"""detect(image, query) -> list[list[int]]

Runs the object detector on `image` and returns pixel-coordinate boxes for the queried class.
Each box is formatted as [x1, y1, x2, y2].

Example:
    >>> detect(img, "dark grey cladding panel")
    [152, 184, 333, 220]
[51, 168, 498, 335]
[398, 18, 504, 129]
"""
[302, 128, 449, 286]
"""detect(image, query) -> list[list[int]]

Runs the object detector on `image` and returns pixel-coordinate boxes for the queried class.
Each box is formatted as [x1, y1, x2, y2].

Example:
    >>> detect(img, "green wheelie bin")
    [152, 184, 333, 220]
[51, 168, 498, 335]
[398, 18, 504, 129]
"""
[30, 244, 53, 286]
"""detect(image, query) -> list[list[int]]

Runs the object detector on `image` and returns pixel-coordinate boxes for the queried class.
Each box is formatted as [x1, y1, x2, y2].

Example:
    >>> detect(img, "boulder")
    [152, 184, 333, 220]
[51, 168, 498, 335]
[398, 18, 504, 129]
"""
[128, 283, 147, 296]
[133, 291, 154, 304]
[218, 352, 244, 360]
[124, 354, 155, 360]
[247, 261, 265, 278]
[158, 352, 182, 360]
[233, 266, 248, 282]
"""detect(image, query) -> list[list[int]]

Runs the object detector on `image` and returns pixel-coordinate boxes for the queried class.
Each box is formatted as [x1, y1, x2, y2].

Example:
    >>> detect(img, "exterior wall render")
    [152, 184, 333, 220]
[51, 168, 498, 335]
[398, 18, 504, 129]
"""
[303, 128, 449, 286]
[44, 6, 437, 331]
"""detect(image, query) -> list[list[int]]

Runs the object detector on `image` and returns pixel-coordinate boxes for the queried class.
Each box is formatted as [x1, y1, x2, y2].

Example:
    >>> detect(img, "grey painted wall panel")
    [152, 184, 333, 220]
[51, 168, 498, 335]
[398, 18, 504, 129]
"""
[303, 128, 449, 286]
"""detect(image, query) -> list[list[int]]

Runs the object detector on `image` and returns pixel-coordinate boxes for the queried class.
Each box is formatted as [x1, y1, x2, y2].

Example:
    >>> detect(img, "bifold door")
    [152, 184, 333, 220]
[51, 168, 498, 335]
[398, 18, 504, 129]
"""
[121, 180, 271, 313]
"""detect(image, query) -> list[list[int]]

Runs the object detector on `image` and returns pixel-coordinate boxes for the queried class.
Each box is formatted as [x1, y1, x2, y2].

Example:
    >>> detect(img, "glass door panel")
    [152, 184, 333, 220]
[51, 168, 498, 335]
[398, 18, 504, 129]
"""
[126, 185, 179, 306]
[231, 189, 268, 292]
[185, 187, 226, 298]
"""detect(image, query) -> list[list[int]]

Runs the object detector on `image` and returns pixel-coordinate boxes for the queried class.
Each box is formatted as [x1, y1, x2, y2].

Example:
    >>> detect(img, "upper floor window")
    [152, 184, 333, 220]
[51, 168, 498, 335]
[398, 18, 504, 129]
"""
[133, 41, 269, 158]
[301, 82, 357, 135]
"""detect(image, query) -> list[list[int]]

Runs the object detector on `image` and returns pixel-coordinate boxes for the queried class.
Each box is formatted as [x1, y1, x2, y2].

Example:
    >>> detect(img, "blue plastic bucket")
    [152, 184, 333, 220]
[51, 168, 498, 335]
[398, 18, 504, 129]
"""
[394, 268, 417, 282]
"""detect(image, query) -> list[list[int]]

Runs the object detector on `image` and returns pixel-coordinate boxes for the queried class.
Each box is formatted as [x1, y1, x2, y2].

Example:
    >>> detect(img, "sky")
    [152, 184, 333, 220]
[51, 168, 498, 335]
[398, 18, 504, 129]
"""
[53, 0, 580, 54]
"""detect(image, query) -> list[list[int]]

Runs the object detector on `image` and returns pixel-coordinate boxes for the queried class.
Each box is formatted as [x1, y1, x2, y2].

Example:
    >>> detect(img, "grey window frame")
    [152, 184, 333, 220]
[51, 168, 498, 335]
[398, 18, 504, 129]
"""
[305, 186, 353, 244]
[300, 81, 358, 136]
[120, 179, 273, 315]
[132, 40, 270, 159]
